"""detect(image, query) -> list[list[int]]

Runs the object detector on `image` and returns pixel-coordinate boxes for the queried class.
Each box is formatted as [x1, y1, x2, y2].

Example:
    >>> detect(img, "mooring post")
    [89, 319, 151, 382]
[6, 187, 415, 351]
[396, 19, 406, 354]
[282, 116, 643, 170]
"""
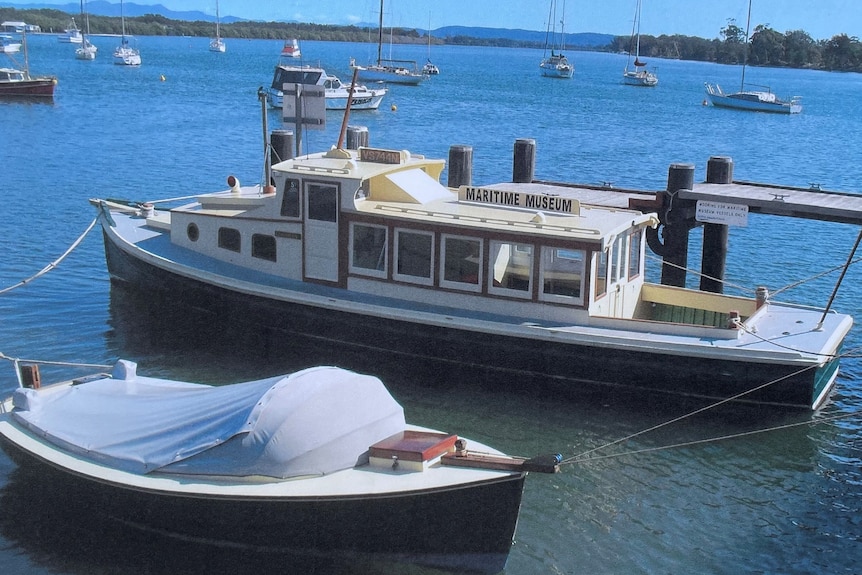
[659, 163, 696, 287]
[346, 125, 369, 150]
[701, 156, 733, 293]
[512, 138, 536, 183]
[448, 145, 473, 188]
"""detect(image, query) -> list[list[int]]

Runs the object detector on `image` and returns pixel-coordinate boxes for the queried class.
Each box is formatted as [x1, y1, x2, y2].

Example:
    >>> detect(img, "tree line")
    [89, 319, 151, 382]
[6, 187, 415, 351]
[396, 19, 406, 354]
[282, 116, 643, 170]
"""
[609, 18, 861, 72]
[3, 8, 860, 72]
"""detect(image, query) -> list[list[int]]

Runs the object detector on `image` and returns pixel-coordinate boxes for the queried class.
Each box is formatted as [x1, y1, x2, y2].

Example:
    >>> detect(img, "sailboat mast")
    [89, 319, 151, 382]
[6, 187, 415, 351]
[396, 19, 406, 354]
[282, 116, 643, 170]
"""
[741, 0, 752, 91]
[376, 0, 384, 66]
[635, 0, 641, 59]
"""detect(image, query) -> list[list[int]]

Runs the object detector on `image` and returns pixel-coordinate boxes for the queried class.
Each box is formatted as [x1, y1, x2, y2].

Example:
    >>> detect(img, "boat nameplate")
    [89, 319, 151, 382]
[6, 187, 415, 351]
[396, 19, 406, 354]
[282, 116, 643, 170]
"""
[360, 147, 403, 165]
[459, 186, 579, 215]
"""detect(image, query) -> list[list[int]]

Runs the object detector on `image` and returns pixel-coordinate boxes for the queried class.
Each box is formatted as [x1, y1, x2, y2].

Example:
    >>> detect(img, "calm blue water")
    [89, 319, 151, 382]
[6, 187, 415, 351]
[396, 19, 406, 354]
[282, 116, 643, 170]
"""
[1, 34, 861, 574]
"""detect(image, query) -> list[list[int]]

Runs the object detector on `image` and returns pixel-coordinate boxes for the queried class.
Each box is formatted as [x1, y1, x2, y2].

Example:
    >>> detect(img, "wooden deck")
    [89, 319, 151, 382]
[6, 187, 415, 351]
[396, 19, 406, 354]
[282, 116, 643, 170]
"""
[532, 179, 862, 225]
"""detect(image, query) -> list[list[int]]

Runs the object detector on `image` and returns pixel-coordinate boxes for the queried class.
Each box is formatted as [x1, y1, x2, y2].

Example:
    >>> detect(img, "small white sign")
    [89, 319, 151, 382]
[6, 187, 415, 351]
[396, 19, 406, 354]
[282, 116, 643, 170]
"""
[696, 200, 749, 227]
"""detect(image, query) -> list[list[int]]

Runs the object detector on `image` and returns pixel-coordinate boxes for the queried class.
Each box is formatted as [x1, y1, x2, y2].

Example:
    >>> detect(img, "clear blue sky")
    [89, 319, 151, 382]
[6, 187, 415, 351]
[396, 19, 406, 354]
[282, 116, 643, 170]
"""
[19, 1, 862, 41]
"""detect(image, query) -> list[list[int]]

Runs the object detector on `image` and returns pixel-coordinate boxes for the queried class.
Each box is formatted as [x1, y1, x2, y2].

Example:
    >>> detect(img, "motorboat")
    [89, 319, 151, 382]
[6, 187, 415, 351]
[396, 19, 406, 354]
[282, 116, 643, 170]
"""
[57, 18, 82, 44]
[280, 38, 301, 58]
[90, 132, 853, 409]
[0, 35, 21, 54]
[265, 63, 386, 111]
[0, 360, 554, 573]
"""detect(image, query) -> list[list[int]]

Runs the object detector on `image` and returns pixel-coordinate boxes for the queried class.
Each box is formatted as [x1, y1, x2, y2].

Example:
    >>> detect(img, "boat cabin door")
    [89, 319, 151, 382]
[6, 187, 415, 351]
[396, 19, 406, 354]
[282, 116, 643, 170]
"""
[303, 182, 339, 283]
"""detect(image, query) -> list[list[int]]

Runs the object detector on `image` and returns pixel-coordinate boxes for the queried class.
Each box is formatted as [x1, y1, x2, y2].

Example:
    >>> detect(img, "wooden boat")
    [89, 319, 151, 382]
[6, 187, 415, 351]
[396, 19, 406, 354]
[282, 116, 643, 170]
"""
[0, 32, 56, 98]
[539, 0, 574, 78]
[704, 0, 800, 113]
[0, 360, 554, 573]
[350, 0, 426, 85]
[90, 131, 853, 409]
[622, 0, 657, 87]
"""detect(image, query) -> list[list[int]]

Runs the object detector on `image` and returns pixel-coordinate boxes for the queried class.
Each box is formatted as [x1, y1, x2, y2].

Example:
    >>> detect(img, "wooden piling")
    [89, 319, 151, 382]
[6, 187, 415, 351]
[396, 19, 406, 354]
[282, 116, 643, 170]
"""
[270, 129, 294, 165]
[660, 163, 695, 287]
[512, 138, 536, 183]
[448, 145, 473, 188]
[346, 125, 369, 150]
[701, 156, 733, 293]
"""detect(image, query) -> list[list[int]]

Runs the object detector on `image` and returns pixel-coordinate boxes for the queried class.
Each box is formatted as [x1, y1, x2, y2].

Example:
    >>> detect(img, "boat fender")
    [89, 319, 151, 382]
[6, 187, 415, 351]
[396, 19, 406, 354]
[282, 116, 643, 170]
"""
[523, 453, 562, 474]
[227, 175, 241, 195]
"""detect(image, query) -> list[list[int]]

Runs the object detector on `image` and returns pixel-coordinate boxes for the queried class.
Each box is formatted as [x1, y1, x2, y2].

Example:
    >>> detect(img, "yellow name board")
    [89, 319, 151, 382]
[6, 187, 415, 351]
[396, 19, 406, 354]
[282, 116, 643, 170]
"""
[458, 186, 579, 214]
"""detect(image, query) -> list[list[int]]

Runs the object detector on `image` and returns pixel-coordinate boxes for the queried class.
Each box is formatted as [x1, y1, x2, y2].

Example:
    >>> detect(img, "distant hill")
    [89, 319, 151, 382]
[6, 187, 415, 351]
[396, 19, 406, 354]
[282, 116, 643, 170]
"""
[433, 26, 613, 48]
[4, 1, 244, 23]
[4, 2, 614, 47]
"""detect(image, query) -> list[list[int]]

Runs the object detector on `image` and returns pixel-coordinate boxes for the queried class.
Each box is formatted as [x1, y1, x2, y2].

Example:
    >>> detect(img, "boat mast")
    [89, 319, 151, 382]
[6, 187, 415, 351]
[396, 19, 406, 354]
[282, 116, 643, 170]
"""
[635, 0, 642, 61]
[215, 0, 220, 40]
[376, 0, 384, 66]
[740, 0, 752, 91]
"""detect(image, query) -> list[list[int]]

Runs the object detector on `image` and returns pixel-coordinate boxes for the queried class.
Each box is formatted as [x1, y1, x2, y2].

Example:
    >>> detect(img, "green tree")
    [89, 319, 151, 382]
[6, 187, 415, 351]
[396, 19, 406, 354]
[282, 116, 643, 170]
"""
[749, 24, 785, 66]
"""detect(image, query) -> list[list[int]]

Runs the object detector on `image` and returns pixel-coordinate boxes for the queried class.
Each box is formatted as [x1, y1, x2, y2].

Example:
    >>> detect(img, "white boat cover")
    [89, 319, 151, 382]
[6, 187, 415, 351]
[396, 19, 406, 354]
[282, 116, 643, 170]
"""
[11, 361, 406, 478]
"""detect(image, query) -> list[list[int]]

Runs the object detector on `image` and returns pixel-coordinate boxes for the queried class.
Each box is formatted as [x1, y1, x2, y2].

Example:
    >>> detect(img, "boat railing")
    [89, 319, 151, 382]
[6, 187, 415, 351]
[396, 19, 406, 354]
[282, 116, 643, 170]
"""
[293, 164, 351, 175]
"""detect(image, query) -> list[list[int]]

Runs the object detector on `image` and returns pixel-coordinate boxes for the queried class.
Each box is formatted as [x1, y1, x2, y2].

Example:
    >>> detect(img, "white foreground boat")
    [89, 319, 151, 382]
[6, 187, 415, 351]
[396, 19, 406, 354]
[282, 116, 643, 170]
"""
[0, 360, 550, 573]
[0, 35, 21, 54]
[90, 132, 852, 409]
[265, 63, 386, 110]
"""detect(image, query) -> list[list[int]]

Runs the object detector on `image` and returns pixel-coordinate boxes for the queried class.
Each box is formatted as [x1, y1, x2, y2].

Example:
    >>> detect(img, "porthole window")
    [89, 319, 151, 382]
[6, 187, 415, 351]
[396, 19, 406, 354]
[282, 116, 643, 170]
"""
[187, 223, 199, 242]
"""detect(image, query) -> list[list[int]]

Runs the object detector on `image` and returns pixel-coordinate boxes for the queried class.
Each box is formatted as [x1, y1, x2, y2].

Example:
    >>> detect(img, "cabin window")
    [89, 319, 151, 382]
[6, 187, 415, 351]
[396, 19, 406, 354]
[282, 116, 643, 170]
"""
[595, 249, 609, 298]
[441, 235, 482, 292]
[611, 236, 626, 284]
[489, 241, 533, 298]
[187, 223, 199, 242]
[280, 178, 300, 218]
[306, 183, 337, 222]
[252, 234, 277, 262]
[218, 227, 241, 253]
[394, 229, 434, 285]
[350, 223, 387, 277]
[541, 247, 585, 304]
[628, 230, 642, 279]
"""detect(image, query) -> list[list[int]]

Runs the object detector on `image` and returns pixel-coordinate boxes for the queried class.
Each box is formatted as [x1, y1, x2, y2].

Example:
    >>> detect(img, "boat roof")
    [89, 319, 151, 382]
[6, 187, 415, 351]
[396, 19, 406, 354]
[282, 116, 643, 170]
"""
[11, 362, 406, 478]
[275, 148, 658, 244]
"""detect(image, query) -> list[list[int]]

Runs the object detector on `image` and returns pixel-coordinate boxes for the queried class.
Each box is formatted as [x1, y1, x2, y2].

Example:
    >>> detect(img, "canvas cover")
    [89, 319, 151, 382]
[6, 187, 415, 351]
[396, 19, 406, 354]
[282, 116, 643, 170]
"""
[12, 361, 405, 478]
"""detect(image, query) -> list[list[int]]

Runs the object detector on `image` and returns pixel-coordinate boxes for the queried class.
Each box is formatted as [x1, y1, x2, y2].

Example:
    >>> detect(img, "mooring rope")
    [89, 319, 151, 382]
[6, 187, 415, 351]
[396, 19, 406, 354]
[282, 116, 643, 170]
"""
[0, 217, 98, 295]
[567, 410, 859, 464]
[559, 347, 862, 467]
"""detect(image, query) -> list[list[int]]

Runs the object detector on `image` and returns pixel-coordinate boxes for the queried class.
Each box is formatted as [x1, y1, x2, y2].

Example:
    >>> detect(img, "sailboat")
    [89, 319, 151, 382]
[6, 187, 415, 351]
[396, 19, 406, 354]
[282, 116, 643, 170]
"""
[209, 0, 226, 53]
[422, 14, 439, 75]
[75, 0, 97, 60]
[350, 0, 426, 85]
[113, 0, 141, 66]
[622, 0, 657, 86]
[704, 0, 800, 113]
[539, 0, 573, 78]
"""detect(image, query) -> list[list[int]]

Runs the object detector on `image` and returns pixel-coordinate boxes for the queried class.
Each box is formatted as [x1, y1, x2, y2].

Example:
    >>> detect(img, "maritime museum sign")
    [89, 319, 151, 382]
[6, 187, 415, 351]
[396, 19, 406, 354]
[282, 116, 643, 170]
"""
[458, 186, 579, 215]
